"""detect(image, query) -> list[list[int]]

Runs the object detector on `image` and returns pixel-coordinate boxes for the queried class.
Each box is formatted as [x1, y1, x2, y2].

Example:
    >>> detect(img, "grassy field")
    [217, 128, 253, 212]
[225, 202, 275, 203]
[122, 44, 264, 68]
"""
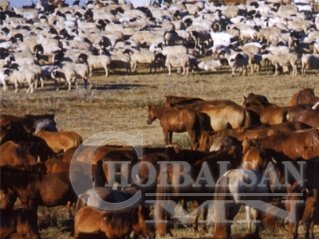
[1, 68, 318, 238]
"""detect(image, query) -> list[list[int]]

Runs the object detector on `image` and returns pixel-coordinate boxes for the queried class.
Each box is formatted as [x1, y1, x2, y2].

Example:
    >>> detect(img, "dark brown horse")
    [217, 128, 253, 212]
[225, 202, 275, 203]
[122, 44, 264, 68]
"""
[147, 105, 202, 149]
[0, 208, 40, 239]
[289, 88, 319, 106]
[0, 139, 54, 167]
[0, 166, 77, 210]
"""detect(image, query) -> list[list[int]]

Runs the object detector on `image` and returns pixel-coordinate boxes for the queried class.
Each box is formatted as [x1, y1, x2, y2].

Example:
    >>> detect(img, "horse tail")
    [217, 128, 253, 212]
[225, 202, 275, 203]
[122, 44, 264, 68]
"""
[213, 175, 230, 239]
[95, 159, 106, 187]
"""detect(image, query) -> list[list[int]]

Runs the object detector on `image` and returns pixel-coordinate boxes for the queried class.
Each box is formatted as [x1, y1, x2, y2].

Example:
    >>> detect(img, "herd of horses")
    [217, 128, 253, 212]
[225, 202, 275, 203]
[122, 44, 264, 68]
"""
[0, 88, 319, 239]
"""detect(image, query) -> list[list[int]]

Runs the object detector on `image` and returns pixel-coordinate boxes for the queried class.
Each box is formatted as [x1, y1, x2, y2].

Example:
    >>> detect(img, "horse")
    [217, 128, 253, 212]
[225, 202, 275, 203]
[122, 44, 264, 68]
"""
[153, 137, 243, 236]
[165, 95, 205, 108]
[35, 130, 83, 154]
[0, 166, 77, 211]
[74, 189, 154, 239]
[289, 88, 319, 106]
[198, 101, 259, 131]
[198, 122, 312, 152]
[242, 129, 319, 160]
[0, 114, 56, 137]
[0, 138, 54, 167]
[0, 208, 40, 239]
[147, 105, 202, 149]
[287, 108, 319, 128]
[244, 93, 309, 125]
[213, 168, 271, 239]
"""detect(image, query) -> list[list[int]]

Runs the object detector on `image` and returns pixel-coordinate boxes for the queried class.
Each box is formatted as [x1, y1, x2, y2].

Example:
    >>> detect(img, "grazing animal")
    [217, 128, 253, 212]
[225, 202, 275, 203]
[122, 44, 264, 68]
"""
[35, 130, 82, 154]
[74, 189, 154, 239]
[199, 101, 258, 131]
[147, 105, 202, 149]
[243, 130, 319, 160]
[0, 208, 40, 239]
[289, 88, 319, 106]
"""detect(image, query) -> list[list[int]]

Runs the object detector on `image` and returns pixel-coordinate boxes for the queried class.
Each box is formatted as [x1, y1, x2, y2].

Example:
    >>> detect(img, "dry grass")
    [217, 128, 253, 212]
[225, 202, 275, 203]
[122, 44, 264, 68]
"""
[1, 69, 318, 238]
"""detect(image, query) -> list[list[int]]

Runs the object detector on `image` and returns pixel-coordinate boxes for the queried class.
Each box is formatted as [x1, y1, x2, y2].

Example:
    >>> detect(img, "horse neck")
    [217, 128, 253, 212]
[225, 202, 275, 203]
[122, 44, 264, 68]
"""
[153, 106, 166, 119]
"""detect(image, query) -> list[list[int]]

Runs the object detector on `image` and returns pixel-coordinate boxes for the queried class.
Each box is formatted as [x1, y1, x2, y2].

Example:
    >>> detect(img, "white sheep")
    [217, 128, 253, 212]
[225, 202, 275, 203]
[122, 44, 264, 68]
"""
[198, 59, 222, 72]
[165, 53, 191, 76]
[78, 53, 111, 77]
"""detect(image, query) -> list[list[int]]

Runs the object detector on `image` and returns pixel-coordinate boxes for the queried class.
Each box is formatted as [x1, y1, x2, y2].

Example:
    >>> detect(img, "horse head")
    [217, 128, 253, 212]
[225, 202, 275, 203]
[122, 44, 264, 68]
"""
[147, 105, 157, 125]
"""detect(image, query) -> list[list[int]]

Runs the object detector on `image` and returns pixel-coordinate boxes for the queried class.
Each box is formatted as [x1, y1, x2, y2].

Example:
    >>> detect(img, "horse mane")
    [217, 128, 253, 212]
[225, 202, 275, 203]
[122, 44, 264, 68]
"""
[103, 207, 138, 232]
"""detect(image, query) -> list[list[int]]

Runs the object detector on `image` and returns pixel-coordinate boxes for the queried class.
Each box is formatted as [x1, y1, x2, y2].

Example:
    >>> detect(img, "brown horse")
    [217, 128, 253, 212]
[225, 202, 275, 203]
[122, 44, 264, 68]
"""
[198, 101, 259, 131]
[35, 130, 82, 154]
[289, 88, 319, 106]
[147, 105, 202, 149]
[0, 208, 40, 239]
[198, 122, 311, 152]
[154, 138, 243, 236]
[244, 93, 309, 125]
[165, 95, 205, 108]
[74, 189, 154, 239]
[0, 139, 54, 167]
[0, 166, 77, 210]
[287, 108, 319, 128]
[242, 129, 319, 160]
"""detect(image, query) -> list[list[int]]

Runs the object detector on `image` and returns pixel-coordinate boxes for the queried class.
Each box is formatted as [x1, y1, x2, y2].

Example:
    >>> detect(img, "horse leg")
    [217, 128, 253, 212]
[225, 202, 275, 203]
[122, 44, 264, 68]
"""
[245, 205, 252, 233]
[168, 131, 173, 145]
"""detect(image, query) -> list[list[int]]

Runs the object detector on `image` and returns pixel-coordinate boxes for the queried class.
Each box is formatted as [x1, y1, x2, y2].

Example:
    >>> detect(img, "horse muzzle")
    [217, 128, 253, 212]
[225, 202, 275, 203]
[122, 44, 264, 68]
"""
[146, 120, 153, 125]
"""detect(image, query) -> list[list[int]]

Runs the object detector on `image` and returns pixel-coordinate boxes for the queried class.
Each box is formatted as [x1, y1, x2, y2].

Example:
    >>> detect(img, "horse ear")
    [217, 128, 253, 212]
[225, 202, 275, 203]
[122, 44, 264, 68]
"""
[243, 96, 247, 100]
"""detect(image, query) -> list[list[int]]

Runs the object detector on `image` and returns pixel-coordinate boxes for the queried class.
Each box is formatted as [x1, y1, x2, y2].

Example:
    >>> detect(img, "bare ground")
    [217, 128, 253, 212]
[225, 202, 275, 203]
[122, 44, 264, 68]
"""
[1, 68, 318, 238]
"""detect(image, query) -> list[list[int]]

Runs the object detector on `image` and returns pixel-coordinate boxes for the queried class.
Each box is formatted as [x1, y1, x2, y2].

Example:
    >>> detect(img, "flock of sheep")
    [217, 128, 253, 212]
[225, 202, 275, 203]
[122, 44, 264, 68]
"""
[0, 0, 319, 93]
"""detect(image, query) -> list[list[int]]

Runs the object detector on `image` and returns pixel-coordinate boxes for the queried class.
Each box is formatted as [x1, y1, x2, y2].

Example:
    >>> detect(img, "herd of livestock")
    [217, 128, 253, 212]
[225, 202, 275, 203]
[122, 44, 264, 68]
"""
[0, 0, 319, 93]
[1, 87, 319, 239]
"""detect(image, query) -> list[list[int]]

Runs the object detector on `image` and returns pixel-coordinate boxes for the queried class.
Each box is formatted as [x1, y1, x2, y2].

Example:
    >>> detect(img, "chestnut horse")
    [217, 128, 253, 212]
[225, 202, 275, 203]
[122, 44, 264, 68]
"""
[74, 188, 154, 239]
[289, 88, 319, 106]
[198, 122, 311, 152]
[165, 95, 205, 108]
[243, 129, 319, 160]
[35, 130, 83, 154]
[244, 93, 309, 125]
[147, 105, 202, 149]
[287, 108, 319, 128]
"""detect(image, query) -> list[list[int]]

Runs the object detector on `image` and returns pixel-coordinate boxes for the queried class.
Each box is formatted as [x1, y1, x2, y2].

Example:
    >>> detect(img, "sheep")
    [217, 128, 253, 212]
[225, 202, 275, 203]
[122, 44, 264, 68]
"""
[0, 68, 9, 92]
[301, 54, 319, 76]
[227, 52, 249, 76]
[198, 59, 222, 72]
[5, 68, 38, 94]
[51, 62, 79, 91]
[314, 41, 319, 54]
[130, 49, 158, 72]
[151, 44, 188, 56]
[165, 53, 191, 76]
[262, 52, 298, 76]
[78, 53, 111, 77]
